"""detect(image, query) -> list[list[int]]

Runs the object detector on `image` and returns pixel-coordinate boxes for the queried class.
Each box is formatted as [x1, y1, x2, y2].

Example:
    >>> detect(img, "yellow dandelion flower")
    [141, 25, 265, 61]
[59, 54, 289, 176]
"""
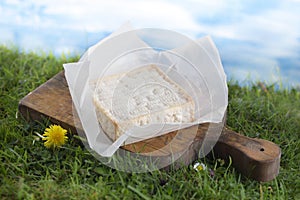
[42, 125, 68, 148]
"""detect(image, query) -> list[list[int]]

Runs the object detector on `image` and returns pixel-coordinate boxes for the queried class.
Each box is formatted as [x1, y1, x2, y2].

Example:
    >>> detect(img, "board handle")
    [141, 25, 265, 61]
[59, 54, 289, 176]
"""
[213, 128, 281, 182]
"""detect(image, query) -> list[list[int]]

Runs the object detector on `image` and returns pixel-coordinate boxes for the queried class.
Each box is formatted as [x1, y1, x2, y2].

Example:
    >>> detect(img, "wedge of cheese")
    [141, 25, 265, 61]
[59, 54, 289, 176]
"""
[93, 65, 195, 141]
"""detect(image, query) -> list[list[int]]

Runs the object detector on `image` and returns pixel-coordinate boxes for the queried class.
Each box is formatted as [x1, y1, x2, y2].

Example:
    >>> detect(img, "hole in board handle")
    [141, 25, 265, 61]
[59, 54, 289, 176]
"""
[260, 148, 265, 152]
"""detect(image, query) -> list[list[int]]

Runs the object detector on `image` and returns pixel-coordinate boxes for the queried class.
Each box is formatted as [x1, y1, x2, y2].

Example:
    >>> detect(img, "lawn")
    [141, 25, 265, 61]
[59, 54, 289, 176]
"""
[0, 45, 299, 199]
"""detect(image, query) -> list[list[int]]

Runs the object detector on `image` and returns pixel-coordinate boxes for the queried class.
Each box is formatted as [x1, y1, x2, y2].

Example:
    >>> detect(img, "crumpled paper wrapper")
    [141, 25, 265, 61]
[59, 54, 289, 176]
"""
[63, 23, 228, 157]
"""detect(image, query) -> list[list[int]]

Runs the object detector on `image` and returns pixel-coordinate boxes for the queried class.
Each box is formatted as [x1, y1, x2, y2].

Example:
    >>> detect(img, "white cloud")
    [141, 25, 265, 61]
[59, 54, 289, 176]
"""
[0, 27, 14, 42]
[233, 10, 299, 56]
[19, 33, 46, 51]
[224, 50, 281, 84]
[21, 0, 201, 34]
[0, 0, 299, 85]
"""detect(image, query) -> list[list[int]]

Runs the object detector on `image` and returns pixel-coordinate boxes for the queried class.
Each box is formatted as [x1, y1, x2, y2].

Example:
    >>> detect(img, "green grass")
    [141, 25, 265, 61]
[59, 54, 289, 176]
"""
[1, 45, 299, 199]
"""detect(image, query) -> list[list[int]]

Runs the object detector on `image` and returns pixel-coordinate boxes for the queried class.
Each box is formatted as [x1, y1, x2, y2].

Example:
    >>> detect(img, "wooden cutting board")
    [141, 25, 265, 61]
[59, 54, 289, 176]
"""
[19, 71, 281, 182]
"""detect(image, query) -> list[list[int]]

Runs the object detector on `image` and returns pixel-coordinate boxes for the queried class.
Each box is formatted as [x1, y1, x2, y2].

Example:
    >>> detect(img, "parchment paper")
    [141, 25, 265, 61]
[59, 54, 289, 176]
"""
[63, 23, 228, 157]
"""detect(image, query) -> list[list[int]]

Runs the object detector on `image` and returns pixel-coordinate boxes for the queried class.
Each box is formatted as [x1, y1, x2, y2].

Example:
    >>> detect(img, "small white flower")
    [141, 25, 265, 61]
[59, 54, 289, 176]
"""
[193, 162, 206, 171]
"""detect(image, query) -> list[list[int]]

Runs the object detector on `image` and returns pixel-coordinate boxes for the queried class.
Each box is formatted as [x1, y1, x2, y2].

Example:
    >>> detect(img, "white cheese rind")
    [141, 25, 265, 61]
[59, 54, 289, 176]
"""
[93, 65, 195, 141]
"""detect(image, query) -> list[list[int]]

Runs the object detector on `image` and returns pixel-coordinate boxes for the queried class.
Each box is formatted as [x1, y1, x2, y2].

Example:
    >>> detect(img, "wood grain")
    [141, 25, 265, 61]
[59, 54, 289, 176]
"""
[215, 128, 281, 182]
[18, 71, 281, 181]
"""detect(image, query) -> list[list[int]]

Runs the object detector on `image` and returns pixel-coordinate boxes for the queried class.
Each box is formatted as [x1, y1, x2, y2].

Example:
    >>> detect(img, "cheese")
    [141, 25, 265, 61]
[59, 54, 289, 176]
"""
[93, 65, 195, 141]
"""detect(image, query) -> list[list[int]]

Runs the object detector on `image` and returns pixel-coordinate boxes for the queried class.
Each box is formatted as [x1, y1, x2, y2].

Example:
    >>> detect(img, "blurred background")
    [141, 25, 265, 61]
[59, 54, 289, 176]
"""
[1, 0, 299, 87]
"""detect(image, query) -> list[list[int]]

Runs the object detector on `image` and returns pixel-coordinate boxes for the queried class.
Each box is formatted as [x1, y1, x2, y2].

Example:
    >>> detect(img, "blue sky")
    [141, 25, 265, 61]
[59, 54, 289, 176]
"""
[1, 0, 300, 86]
